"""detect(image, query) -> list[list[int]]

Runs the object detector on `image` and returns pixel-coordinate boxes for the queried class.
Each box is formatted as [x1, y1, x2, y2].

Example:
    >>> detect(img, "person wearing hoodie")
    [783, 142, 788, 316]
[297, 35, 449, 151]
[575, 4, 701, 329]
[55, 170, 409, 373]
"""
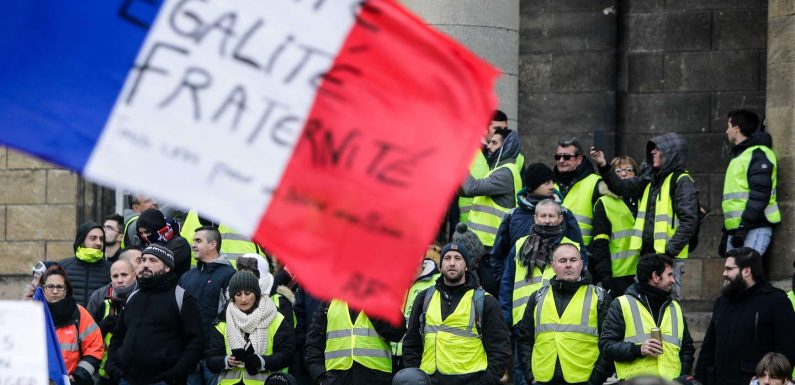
[491, 163, 585, 294]
[461, 128, 522, 249]
[553, 137, 606, 247]
[722, 109, 780, 255]
[61, 221, 111, 307]
[392, 255, 440, 370]
[590, 133, 700, 299]
[516, 243, 611, 385]
[600, 253, 696, 382]
[402, 243, 510, 385]
[121, 193, 158, 249]
[137, 208, 192, 278]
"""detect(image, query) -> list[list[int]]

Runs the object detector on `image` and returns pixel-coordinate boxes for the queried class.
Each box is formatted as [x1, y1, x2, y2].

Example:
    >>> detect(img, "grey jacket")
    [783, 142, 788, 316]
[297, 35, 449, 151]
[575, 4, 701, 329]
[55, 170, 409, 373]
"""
[461, 130, 522, 209]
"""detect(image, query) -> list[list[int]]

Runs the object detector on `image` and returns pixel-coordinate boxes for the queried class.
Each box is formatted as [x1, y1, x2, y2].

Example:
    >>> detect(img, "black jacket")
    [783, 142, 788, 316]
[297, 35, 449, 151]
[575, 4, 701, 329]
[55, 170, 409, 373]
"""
[105, 273, 204, 385]
[516, 277, 612, 385]
[599, 283, 695, 379]
[60, 257, 111, 308]
[206, 302, 296, 374]
[694, 282, 795, 385]
[164, 236, 192, 279]
[178, 256, 236, 341]
[599, 133, 699, 257]
[728, 132, 776, 231]
[402, 273, 511, 385]
[305, 302, 406, 385]
[553, 157, 603, 206]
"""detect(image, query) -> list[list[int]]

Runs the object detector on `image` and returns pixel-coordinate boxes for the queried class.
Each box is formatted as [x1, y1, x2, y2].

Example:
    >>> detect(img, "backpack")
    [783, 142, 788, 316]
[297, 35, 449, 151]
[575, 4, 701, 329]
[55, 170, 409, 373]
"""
[419, 287, 486, 335]
[670, 171, 707, 252]
[126, 285, 185, 313]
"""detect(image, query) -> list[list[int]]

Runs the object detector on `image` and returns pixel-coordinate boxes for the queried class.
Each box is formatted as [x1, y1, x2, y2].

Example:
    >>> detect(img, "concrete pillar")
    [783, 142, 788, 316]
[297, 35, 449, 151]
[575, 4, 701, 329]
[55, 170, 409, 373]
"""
[401, 0, 520, 128]
[766, 0, 795, 281]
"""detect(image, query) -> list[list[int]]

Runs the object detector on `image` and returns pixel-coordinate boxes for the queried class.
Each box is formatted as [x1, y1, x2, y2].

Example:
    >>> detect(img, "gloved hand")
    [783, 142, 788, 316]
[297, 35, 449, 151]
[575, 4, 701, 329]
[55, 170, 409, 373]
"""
[99, 314, 118, 335]
[71, 366, 93, 385]
[673, 374, 703, 385]
[244, 354, 263, 375]
[731, 227, 747, 248]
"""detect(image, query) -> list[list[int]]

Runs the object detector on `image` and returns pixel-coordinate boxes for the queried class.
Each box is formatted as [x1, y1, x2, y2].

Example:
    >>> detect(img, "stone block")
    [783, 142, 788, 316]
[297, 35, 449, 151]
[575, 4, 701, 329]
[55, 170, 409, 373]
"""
[723, 0, 766, 9]
[768, 203, 793, 281]
[766, 62, 795, 108]
[6, 205, 76, 241]
[768, 16, 795, 65]
[663, 0, 723, 9]
[680, 133, 730, 173]
[681, 258, 703, 300]
[404, 0, 520, 28]
[769, 0, 795, 17]
[624, 93, 711, 134]
[0, 242, 45, 274]
[710, 91, 766, 133]
[707, 174, 727, 215]
[46, 241, 74, 260]
[628, 54, 664, 92]
[6, 150, 53, 169]
[520, 52, 616, 93]
[626, 12, 712, 53]
[519, 92, 615, 135]
[520, 11, 615, 53]
[701, 258, 726, 301]
[0, 275, 30, 300]
[47, 169, 78, 204]
[664, 51, 761, 92]
[494, 73, 519, 128]
[714, 10, 767, 50]
[521, 0, 615, 12]
[625, 0, 664, 13]
[0, 207, 4, 241]
[434, 25, 519, 72]
[0, 170, 47, 204]
[0, 147, 6, 169]
[691, 214, 725, 260]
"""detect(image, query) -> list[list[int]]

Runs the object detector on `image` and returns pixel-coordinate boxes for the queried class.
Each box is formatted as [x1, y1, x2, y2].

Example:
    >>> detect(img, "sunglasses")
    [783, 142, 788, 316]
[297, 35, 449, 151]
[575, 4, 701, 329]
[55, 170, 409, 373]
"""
[554, 154, 578, 161]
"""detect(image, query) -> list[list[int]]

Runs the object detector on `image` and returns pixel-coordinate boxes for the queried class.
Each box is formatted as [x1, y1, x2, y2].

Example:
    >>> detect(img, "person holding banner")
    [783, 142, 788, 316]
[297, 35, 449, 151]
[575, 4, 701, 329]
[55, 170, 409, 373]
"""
[41, 265, 105, 385]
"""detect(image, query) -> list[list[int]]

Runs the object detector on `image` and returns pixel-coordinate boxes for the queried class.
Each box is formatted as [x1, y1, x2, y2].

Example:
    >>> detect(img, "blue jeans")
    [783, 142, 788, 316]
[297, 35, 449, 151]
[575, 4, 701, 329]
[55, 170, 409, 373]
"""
[727, 226, 772, 255]
[186, 361, 218, 385]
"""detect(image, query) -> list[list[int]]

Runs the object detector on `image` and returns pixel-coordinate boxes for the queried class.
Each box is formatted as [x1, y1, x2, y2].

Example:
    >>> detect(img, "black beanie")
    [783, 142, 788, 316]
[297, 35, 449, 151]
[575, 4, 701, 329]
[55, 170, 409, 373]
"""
[228, 271, 261, 298]
[137, 208, 167, 232]
[73, 221, 103, 253]
[523, 163, 554, 192]
[440, 242, 472, 268]
[142, 244, 175, 269]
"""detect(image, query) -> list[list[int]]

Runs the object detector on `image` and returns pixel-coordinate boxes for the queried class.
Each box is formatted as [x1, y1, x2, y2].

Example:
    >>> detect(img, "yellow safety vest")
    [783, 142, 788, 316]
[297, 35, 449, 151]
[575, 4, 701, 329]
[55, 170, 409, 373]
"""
[270, 293, 297, 328]
[629, 173, 690, 260]
[459, 151, 490, 224]
[99, 299, 113, 379]
[788, 291, 795, 310]
[216, 312, 286, 385]
[468, 162, 522, 247]
[511, 235, 555, 326]
[120, 214, 139, 249]
[392, 273, 440, 356]
[420, 289, 487, 375]
[595, 195, 638, 278]
[556, 173, 601, 246]
[324, 300, 392, 373]
[181, 209, 264, 267]
[722, 145, 780, 230]
[531, 285, 599, 383]
[614, 295, 684, 380]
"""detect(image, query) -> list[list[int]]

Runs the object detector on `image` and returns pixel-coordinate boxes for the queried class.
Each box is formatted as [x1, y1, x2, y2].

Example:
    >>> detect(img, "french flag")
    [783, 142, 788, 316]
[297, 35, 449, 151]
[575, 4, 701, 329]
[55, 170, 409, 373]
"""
[0, 0, 497, 322]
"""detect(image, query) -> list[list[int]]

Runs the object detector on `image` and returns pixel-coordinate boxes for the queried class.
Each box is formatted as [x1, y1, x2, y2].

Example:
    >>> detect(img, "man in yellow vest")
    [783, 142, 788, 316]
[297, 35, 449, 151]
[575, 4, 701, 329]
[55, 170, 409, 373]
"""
[402, 242, 510, 385]
[553, 137, 606, 247]
[392, 256, 440, 370]
[304, 298, 405, 385]
[600, 253, 695, 382]
[516, 243, 611, 385]
[591, 133, 700, 300]
[722, 109, 780, 255]
[589, 155, 640, 296]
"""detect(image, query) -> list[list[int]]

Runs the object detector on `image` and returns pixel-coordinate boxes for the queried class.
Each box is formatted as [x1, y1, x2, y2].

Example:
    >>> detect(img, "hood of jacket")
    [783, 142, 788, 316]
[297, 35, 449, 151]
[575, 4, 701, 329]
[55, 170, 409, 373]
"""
[197, 255, 234, 271]
[647, 133, 687, 176]
[416, 259, 439, 283]
[732, 131, 773, 157]
[73, 221, 104, 253]
[487, 129, 521, 168]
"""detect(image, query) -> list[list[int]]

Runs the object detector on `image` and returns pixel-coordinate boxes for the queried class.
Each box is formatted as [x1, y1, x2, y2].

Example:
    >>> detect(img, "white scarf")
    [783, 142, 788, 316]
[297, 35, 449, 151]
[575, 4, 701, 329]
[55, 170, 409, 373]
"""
[225, 296, 277, 356]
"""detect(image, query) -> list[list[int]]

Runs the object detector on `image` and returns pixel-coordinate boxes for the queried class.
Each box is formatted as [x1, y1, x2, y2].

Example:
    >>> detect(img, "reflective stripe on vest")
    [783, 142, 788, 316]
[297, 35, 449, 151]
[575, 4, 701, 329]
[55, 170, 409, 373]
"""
[788, 291, 795, 310]
[614, 295, 683, 380]
[120, 215, 139, 249]
[629, 173, 690, 259]
[392, 274, 439, 356]
[467, 162, 522, 247]
[420, 289, 487, 375]
[531, 285, 599, 383]
[557, 173, 601, 246]
[324, 300, 392, 373]
[181, 209, 265, 266]
[99, 299, 113, 378]
[511, 236, 555, 326]
[459, 151, 491, 224]
[216, 312, 286, 385]
[599, 195, 638, 277]
[722, 145, 780, 230]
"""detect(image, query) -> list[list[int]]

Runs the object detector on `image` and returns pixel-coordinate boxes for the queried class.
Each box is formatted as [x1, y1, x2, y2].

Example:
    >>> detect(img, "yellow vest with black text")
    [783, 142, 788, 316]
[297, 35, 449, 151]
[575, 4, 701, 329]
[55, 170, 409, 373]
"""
[392, 273, 440, 356]
[556, 173, 601, 246]
[629, 173, 690, 260]
[722, 145, 780, 230]
[531, 285, 600, 383]
[216, 312, 286, 385]
[596, 195, 638, 278]
[467, 162, 522, 247]
[324, 300, 392, 373]
[420, 289, 487, 375]
[459, 151, 490, 224]
[614, 295, 684, 380]
[181, 209, 264, 267]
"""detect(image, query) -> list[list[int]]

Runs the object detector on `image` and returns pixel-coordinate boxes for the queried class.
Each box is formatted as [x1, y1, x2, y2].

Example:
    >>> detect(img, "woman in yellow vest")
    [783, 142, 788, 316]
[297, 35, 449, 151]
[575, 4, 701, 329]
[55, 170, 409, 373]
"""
[207, 271, 296, 385]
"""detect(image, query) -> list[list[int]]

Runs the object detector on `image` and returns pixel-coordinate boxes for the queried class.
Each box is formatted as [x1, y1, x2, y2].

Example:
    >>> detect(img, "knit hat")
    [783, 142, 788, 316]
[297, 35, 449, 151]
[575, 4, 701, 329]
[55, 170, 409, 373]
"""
[523, 163, 554, 192]
[141, 244, 175, 269]
[440, 242, 472, 268]
[137, 208, 167, 233]
[228, 271, 262, 298]
[452, 223, 484, 259]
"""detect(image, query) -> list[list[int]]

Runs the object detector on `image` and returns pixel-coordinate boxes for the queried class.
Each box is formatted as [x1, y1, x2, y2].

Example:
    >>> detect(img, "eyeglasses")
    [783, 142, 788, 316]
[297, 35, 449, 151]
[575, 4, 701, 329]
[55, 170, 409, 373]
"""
[43, 284, 66, 292]
[554, 154, 578, 161]
[615, 167, 635, 174]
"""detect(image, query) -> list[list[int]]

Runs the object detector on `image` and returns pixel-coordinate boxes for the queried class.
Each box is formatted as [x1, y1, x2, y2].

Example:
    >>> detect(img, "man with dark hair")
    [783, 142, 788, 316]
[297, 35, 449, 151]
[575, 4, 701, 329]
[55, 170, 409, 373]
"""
[103, 214, 124, 262]
[554, 137, 605, 248]
[61, 222, 111, 307]
[600, 253, 695, 382]
[695, 247, 795, 385]
[722, 109, 779, 255]
[121, 193, 158, 249]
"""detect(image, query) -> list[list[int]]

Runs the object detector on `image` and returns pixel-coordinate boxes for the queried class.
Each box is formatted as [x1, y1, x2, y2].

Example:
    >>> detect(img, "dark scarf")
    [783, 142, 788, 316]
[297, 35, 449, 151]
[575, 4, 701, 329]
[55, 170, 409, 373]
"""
[520, 224, 563, 278]
[48, 297, 77, 327]
[138, 271, 177, 292]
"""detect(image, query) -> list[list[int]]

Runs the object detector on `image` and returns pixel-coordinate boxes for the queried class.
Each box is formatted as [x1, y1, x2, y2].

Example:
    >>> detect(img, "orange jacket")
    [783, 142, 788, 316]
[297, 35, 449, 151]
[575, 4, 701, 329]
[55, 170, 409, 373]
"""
[55, 304, 104, 375]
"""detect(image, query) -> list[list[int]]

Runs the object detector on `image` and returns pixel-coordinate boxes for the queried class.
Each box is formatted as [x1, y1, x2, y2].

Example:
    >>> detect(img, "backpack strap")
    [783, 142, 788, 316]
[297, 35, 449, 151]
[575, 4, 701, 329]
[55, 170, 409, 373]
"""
[419, 287, 436, 335]
[472, 288, 485, 335]
[175, 285, 185, 314]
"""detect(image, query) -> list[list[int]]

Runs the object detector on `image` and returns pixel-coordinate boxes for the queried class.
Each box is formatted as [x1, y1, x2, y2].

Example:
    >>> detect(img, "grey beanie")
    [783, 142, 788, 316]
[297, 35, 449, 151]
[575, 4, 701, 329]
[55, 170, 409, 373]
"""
[141, 244, 175, 269]
[228, 271, 261, 298]
[452, 223, 485, 259]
